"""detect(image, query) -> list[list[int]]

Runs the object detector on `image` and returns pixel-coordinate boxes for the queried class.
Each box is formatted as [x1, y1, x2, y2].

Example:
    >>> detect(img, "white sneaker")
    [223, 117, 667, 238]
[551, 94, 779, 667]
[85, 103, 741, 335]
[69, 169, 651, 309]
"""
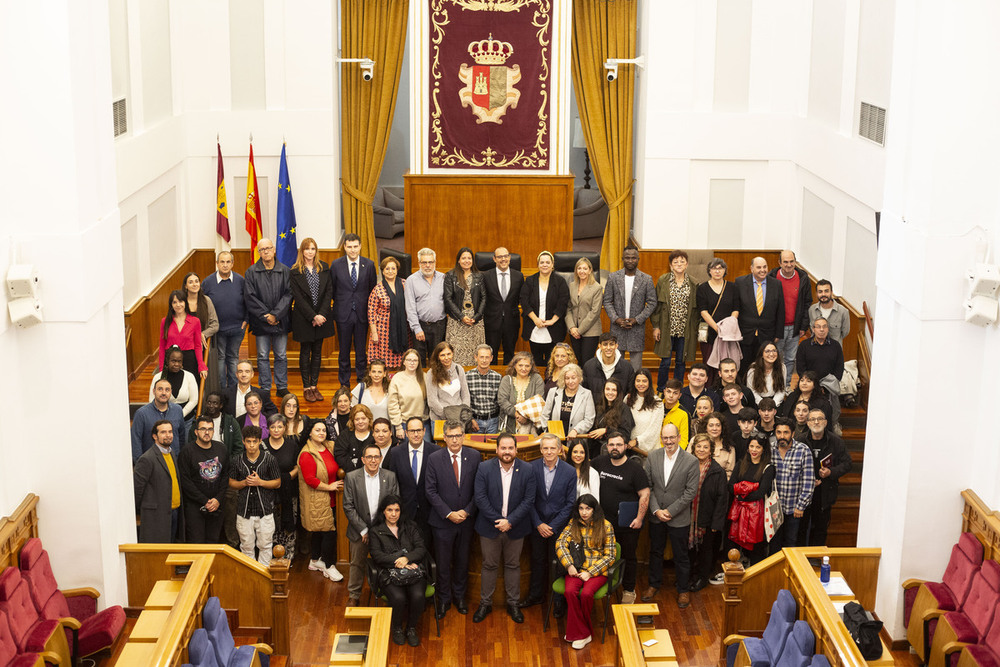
[710, 572, 725, 585]
[324, 564, 344, 582]
[571, 636, 593, 650]
[621, 590, 636, 604]
[308, 559, 326, 572]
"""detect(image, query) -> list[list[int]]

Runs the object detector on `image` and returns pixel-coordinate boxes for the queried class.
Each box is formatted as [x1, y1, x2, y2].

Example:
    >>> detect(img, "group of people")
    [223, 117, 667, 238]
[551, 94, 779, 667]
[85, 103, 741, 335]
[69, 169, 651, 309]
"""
[130, 239, 856, 650]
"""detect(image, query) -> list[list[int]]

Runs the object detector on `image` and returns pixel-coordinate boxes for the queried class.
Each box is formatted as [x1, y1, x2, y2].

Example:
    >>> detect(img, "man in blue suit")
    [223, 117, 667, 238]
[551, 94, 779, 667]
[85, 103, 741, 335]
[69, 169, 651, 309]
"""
[520, 433, 577, 614]
[329, 233, 377, 386]
[425, 420, 482, 619]
[473, 433, 536, 624]
[384, 416, 434, 540]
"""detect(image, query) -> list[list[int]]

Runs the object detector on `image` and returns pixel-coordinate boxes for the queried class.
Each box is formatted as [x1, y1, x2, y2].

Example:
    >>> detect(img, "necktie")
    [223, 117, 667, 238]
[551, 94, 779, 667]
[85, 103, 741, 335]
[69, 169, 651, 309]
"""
[452, 454, 460, 485]
[411, 449, 419, 480]
[351, 262, 358, 288]
[755, 281, 764, 316]
[500, 272, 508, 300]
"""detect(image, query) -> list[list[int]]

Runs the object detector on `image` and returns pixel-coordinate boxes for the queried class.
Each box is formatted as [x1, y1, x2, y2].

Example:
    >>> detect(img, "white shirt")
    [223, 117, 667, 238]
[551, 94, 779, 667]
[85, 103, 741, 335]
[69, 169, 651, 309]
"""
[379, 443, 392, 467]
[235, 385, 250, 418]
[349, 260, 359, 281]
[497, 270, 510, 298]
[500, 463, 515, 517]
[624, 274, 635, 317]
[452, 452, 461, 485]
[362, 469, 381, 537]
[530, 286, 552, 344]
[662, 446, 679, 486]
[215, 271, 234, 283]
[212, 415, 222, 440]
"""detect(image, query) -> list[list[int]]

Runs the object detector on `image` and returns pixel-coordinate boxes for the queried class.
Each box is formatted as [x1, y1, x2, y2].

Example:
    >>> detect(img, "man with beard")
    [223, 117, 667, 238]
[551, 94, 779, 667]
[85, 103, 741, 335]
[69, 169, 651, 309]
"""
[473, 433, 536, 624]
[134, 420, 183, 542]
[712, 358, 757, 409]
[769, 419, 815, 553]
[131, 378, 186, 462]
[177, 415, 229, 543]
[193, 390, 245, 548]
[800, 409, 851, 546]
[591, 430, 650, 605]
[808, 279, 851, 345]
[404, 247, 447, 366]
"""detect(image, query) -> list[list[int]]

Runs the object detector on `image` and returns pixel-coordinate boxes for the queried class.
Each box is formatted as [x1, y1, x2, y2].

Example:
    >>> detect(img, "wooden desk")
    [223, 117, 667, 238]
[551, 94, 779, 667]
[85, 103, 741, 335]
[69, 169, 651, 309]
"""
[432, 421, 566, 462]
[143, 579, 184, 610]
[118, 643, 157, 664]
[613, 603, 662, 667]
[342, 607, 392, 667]
[637, 628, 678, 664]
[129, 609, 172, 643]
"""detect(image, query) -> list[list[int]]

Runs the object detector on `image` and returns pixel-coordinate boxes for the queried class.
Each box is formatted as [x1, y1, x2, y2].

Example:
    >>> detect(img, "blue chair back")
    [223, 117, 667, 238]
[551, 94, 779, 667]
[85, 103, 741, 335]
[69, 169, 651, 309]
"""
[203, 597, 236, 667]
[187, 628, 220, 667]
[761, 589, 797, 658]
[775, 621, 815, 667]
[809, 655, 831, 667]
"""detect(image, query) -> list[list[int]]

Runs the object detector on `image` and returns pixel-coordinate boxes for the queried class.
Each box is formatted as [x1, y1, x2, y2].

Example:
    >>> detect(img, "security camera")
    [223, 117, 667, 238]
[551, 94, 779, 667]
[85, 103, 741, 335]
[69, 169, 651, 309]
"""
[604, 56, 646, 82]
[604, 62, 618, 82]
[361, 60, 374, 81]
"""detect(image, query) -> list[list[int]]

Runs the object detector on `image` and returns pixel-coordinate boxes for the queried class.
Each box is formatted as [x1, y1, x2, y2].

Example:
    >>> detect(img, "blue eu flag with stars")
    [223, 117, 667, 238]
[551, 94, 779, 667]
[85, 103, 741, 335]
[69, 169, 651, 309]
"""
[276, 144, 297, 267]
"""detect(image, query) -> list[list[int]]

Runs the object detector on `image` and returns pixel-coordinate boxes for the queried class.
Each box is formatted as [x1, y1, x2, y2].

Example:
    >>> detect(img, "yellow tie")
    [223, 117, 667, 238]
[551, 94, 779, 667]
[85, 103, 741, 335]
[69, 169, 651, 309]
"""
[162, 452, 182, 509]
[755, 281, 764, 316]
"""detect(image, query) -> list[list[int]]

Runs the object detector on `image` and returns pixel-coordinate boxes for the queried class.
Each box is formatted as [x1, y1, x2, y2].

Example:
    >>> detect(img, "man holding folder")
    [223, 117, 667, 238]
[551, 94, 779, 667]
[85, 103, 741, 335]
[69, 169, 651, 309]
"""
[590, 430, 650, 605]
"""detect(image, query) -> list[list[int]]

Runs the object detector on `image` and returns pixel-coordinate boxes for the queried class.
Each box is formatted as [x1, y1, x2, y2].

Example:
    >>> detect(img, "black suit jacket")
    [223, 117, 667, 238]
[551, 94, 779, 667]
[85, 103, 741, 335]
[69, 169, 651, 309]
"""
[289, 261, 335, 341]
[735, 274, 785, 343]
[223, 384, 279, 418]
[384, 443, 435, 524]
[425, 445, 482, 529]
[329, 256, 378, 322]
[520, 272, 570, 343]
[483, 267, 524, 333]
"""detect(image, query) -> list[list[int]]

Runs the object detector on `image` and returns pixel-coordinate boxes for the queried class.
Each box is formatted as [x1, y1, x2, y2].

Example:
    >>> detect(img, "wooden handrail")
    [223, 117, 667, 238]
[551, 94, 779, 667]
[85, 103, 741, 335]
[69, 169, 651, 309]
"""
[343, 607, 392, 667]
[613, 603, 660, 667]
[862, 301, 874, 339]
[143, 553, 215, 667]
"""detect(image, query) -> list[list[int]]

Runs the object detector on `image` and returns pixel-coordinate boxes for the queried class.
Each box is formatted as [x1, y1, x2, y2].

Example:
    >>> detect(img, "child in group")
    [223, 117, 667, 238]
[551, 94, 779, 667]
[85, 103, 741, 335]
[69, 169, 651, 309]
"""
[229, 425, 281, 565]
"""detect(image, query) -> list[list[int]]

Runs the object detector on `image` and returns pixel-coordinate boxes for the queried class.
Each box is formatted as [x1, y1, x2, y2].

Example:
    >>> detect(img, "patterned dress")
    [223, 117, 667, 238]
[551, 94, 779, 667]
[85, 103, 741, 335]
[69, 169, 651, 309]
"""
[446, 273, 486, 365]
[367, 279, 408, 368]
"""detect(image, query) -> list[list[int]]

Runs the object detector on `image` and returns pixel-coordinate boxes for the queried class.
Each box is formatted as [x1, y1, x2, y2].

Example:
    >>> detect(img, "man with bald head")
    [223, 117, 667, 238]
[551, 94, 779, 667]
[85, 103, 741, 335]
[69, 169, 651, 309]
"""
[735, 256, 784, 377]
[244, 237, 292, 397]
[769, 250, 811, 388]
[483, 246, 523, 365]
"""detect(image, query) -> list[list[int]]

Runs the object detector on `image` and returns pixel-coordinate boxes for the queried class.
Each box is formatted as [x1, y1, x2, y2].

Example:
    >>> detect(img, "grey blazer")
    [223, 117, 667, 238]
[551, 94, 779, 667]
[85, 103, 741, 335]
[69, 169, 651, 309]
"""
[497, 373, 546, 432]
[566, 280, 605, 338]
[643, 447, 699, 528]
[542, 386, 596, 435]
[603, 269, 657, 351]
[342, 467, 399, 542]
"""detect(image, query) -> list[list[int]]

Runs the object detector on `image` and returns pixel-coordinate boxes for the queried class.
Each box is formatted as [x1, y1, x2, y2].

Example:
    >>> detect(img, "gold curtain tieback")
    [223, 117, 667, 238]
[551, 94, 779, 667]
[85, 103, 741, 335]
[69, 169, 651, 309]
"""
[340, 179, 374, 206]
[607, 180, 636, 210]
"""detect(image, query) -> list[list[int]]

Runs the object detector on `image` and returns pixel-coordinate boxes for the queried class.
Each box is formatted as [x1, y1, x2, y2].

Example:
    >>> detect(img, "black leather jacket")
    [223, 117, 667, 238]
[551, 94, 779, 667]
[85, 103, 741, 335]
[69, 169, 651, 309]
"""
[443, 271, 486, 323]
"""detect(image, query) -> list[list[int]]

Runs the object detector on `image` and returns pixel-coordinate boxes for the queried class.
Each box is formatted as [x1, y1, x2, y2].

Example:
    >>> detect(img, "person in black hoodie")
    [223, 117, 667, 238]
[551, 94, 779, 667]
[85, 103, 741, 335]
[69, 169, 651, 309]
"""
[687, 434, 729, 591]
[798, 409, 852, 546]
[369, 494, 429, 647]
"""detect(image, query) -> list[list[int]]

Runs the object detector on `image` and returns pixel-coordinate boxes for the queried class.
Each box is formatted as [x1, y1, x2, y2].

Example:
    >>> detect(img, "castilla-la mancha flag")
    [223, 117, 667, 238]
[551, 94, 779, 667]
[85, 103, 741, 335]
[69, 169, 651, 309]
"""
[245, 144, 263, 262]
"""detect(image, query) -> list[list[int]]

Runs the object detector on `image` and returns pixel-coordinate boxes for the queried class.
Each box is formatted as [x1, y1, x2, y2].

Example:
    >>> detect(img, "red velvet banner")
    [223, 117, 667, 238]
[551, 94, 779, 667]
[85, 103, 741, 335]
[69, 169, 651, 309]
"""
[428, 0, 552, 171]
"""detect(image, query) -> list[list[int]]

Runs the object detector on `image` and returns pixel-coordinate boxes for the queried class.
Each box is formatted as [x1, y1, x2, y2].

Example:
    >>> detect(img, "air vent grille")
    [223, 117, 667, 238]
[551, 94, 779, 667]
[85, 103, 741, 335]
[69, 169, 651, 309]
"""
[859, 102, 886, 146]
[113, 97, 128, 138]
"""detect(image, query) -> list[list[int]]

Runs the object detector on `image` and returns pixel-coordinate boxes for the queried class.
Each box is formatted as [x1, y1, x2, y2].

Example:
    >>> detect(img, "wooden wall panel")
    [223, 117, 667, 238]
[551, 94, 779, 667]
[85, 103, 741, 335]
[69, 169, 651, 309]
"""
[403, 174, 575, 268]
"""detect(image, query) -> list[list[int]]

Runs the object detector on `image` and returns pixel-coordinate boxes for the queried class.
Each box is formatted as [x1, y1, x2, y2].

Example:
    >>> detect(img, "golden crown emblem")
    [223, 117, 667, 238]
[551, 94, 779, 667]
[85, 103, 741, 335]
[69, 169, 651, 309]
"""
[468, 34, 513, 66]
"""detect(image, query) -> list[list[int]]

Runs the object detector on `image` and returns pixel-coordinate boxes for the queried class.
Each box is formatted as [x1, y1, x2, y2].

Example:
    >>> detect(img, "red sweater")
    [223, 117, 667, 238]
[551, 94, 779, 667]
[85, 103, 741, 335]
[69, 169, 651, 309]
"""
[776, 272, 799, 327]
[299, 447, 339, 508]
[159, 315, 206, 373]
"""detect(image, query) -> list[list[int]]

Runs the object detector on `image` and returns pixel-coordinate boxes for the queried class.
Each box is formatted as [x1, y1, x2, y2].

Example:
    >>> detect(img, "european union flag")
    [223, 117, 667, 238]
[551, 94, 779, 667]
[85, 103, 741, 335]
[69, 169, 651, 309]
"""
[275, 143, 297, 267]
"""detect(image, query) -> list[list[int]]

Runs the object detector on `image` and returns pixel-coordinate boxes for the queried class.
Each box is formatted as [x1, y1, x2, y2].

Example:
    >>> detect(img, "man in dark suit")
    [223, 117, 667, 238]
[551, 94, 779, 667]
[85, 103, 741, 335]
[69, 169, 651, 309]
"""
[473, 433, 537, 624]
[133, 420, 183, 543]
[642, 422, 699, 609]
[384, 416, 434, 537]
[735, 256, 785, 374]
[425, 420, 482, 618]
[519, 433, 577, 615]
[342, 443, 399, 606]
[482, 246, 523, 365]
[223, 360, 278, 419]
[329, 233, 377, 386]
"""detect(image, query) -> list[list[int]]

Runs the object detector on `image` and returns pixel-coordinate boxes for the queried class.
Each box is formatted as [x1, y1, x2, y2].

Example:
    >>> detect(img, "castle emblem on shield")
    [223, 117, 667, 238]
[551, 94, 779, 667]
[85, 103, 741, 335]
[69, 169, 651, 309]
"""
[458, 34, 521, 124]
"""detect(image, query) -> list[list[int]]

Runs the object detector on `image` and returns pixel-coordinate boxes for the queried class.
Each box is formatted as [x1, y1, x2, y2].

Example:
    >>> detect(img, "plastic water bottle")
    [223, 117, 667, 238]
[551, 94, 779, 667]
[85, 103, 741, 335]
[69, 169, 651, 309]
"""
[820, 556, 831, 584]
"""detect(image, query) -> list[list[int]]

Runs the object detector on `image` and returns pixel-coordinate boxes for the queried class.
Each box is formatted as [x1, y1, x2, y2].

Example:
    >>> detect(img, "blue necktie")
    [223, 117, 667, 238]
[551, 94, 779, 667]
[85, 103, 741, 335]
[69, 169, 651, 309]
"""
[411, 449, 418, 480]
[351, 262, 358, 288]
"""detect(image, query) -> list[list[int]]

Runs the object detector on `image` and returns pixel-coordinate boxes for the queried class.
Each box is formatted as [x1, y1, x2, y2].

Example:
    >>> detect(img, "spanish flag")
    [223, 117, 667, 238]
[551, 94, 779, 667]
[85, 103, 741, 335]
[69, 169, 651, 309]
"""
[216, 142, 231, 247]
[245, 143, 263, 262]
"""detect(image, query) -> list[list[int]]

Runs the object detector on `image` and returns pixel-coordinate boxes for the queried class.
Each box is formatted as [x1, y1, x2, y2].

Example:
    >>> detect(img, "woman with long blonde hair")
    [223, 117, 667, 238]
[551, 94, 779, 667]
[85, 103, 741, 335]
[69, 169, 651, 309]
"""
[290, 237, 333, 402]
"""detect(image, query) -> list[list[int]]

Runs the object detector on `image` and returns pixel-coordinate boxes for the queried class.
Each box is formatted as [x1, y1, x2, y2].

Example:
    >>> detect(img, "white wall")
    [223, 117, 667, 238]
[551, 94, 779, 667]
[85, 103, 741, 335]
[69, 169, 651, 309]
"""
[0, 1, 135, 607]
[114, 0, 340, 307]
[633, 0, 891, 309]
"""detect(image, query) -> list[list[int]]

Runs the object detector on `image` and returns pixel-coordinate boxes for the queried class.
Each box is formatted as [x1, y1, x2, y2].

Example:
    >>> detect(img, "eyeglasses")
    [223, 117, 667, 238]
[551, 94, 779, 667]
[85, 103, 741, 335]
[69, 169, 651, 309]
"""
[494, 253, 510, 259]
[362, 455, 381, 461]
[406, 428, 424, 433]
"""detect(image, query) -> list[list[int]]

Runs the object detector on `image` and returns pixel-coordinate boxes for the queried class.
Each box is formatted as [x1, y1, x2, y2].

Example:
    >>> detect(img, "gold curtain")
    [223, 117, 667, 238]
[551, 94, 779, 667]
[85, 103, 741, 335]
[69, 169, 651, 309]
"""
[571, 0, 637, 272]
[340, 0, 409, 261]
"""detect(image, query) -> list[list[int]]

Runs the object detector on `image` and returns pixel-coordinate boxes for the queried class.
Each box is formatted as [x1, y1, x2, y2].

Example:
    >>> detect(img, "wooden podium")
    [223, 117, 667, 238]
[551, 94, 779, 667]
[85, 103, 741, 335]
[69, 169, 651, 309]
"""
[403, 174, 575, 268]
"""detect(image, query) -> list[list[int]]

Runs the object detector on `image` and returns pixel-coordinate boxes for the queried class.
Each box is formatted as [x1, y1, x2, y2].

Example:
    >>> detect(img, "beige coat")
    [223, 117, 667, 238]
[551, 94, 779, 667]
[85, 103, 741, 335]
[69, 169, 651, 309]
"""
[566, 280, 604, 338]
[298, 442, 336, 532]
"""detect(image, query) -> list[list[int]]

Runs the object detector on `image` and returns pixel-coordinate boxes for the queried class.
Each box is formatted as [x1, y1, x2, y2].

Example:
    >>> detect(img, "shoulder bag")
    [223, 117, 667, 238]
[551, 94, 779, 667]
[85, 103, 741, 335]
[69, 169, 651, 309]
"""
[698, 283, 725, 343]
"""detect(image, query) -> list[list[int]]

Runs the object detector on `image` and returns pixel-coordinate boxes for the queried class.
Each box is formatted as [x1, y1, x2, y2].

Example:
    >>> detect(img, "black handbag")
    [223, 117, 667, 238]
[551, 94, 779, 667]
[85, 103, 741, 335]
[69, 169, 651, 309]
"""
[568, 541, 586, 571]
[842, 601, 883, 660]
[385, 566, 425, 587]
